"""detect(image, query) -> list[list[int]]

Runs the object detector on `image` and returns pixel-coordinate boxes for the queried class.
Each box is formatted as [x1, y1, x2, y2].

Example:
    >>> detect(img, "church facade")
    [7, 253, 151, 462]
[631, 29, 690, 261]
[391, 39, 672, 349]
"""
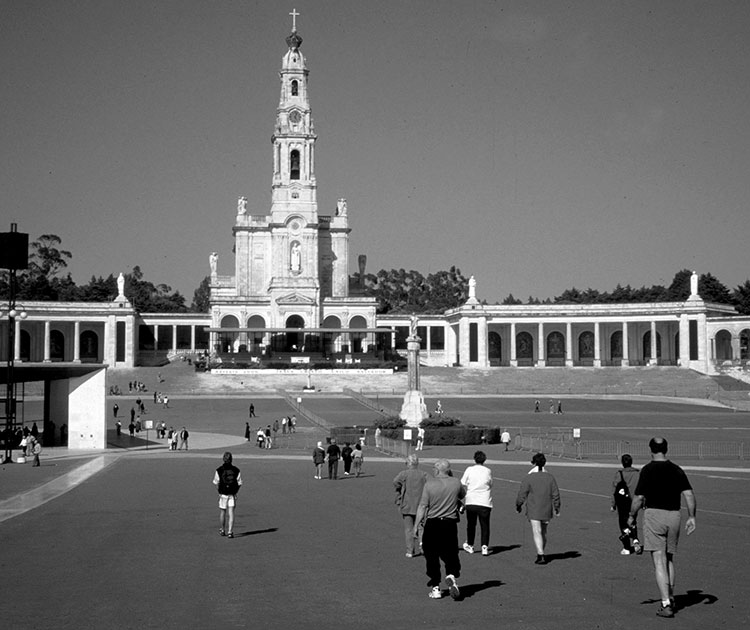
[2, 20, 750, 377]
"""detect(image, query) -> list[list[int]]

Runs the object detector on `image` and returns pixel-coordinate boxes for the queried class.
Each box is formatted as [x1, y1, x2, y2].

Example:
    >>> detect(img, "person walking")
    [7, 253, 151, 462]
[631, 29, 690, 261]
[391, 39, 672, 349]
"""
[500, 430, 511, 452]
[627, 437, 696, 618]
[113, 403, 119, 418]
[244, 422, 251, 441]
[393, 454, 428, 558]
[326, 438, 341, 480]
[611, 454, 642, 555]
[414, 459, 465, 600]
[249, 403, 255, 418]
[264, 425, 272, 449]
[30, 436, 42, 467]
[213, 452, 242, 538]
[416, 426, 425, 451]
[461, 451, 493, 556]
[351, 442, 364, 477]
[516, 453, 561, 565]
[312, 441, 326, 479]
[341, 442, 354, 476]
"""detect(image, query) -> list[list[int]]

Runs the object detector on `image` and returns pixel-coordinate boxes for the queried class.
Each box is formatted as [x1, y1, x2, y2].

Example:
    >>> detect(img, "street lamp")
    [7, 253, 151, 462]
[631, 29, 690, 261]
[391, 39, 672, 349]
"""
[1, 223, 29, 464]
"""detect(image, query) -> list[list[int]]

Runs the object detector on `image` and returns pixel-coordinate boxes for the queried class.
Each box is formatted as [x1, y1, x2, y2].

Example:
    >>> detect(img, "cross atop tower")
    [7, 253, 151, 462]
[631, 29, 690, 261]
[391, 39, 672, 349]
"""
[289, 8, 299, 32]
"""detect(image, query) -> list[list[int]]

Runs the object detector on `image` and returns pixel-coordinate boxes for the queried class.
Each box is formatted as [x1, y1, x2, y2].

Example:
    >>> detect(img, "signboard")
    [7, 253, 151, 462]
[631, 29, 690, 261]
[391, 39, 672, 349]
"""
[403, 428, 413, 441]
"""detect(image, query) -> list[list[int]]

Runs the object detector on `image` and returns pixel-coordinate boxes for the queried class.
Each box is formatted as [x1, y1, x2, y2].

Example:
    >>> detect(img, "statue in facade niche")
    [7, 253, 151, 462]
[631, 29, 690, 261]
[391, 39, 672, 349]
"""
[237, 196, 248, 214]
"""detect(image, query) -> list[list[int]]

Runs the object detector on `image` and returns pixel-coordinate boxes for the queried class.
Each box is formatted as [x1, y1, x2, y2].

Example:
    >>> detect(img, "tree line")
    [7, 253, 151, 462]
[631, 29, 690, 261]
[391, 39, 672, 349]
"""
[1, 235, 748, 316]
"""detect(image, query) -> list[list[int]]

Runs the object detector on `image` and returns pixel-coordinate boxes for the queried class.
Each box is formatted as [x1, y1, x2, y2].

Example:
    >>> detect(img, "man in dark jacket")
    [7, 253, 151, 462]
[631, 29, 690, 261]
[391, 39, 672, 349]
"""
[326, 439, 341, 480]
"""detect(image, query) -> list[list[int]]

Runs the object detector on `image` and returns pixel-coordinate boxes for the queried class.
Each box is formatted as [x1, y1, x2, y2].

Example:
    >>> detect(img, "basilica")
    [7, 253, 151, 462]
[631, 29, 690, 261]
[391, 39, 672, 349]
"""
[2, 19, 749, 377]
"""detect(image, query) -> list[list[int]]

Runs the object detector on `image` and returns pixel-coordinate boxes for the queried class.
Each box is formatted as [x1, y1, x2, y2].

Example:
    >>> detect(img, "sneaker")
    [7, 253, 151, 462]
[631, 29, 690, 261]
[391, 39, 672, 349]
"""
[633, 540, 643, 555]
[535, 554, 547, 565]
[462, 543, 474, 554]
[481, 545, 489, 556]
[446, 574, 460, 600]
[620, 548, 631, 555]
[344, 472, 350, 476]
[405, 553, 413, 558]
[219, 529, 226, 537]
[428, 586, 442, 599]
[656, 604, 674, 618]
[227, 532, 234, 539]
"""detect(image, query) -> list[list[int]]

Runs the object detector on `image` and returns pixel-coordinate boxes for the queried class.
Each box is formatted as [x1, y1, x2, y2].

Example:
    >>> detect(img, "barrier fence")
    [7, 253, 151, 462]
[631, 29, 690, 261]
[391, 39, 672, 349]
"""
[516, 435, 747, 460]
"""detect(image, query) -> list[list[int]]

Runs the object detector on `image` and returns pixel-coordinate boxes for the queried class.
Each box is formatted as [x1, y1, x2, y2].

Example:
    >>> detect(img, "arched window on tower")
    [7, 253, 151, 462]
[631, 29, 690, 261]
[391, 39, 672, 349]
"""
[291, 80, 298, 96]
[290, 150, 300, 180]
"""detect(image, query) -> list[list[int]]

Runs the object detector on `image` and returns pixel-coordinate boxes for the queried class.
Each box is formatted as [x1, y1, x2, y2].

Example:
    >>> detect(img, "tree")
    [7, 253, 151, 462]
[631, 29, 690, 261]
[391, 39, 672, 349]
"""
[501, 293, 523, 305]
[732, 280, 750, 315]
[29, 234, 72, 279]
[699, 272, 732, 304]
[666, 269, 693, 301]
[191, 275, 211, 312]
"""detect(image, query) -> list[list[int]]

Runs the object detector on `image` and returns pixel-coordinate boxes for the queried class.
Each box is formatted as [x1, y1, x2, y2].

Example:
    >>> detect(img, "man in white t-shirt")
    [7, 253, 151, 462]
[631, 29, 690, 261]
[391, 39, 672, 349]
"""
[460, 451, 493, 556]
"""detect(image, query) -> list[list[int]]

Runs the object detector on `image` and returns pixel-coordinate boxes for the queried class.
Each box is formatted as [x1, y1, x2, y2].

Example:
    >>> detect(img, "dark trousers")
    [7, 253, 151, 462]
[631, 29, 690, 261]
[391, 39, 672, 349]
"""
[422, 518, 461, 587]
[616, 499, 638, 549]
[465, 505, 491, 547]
[343, 457, 352, 474]
[328, 459, 339, 479]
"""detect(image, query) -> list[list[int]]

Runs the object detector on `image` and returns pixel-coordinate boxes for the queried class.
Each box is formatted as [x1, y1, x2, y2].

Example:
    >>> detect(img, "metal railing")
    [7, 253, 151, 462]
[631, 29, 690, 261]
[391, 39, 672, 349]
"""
[343, 388, 400, 417]
[516, 435, 747, 460]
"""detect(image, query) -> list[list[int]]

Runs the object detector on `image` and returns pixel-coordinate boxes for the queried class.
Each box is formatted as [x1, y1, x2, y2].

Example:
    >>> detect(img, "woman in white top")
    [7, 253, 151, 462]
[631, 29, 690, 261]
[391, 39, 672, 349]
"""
[460, 450, 493, 556]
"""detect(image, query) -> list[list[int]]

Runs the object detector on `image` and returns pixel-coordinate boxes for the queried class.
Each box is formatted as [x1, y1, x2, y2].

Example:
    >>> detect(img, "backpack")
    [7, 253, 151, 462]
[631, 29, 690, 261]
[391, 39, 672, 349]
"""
[614, 471, 630, 505]
[218, 465, 240, 495]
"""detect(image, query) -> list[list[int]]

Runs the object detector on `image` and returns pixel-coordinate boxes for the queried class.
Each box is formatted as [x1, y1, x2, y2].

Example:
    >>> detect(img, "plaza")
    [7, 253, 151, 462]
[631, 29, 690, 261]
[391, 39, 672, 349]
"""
[2, 390, 749, 629]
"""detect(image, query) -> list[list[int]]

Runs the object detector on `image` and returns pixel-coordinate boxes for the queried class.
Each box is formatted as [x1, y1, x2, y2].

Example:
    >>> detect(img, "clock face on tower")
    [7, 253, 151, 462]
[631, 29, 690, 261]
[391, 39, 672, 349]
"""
[289, 110, 301, 124]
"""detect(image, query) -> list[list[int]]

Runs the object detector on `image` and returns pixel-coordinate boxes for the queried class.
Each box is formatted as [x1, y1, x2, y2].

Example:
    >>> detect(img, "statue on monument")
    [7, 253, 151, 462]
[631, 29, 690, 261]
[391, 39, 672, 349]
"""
[409, 313, 418, 339]
[336, 198, 347, 216]
[210, 252, 218, 276]
[237, 196, 248, 215]
[469, 275, 477, 300]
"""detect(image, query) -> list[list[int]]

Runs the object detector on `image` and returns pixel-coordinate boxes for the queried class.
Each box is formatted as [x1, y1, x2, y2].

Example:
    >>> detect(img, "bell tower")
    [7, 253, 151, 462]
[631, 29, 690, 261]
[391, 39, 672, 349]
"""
[271, 9, 317, 224]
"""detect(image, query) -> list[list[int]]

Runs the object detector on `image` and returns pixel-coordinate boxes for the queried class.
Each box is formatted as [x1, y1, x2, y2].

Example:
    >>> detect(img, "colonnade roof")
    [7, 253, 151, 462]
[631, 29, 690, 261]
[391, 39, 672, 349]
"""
[0, 363, 106, 384]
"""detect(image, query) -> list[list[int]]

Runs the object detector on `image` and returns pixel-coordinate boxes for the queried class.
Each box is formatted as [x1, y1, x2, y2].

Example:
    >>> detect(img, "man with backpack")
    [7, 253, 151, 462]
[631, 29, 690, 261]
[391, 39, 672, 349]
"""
[213, 452, 242, 538]
[611, 453, 641, 555]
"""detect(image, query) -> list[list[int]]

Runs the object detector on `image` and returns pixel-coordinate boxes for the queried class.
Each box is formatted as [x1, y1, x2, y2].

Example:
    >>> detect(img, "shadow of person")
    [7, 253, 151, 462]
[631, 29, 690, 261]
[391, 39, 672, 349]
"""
[544, 551, 581, 563]
[675, 589, 718, 610]
[457, 580, 504, 599]
[487, 544, 521, 555]
[235, 527, 278, 538]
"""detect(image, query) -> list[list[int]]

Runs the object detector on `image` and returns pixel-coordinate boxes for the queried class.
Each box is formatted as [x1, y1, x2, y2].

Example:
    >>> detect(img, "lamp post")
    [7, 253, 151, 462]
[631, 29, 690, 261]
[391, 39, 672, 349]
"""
[1, 223, 29, 464]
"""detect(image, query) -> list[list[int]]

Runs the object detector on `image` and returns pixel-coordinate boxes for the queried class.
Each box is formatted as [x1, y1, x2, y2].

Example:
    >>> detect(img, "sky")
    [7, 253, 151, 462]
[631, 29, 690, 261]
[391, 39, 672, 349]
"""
[2, 0, 749, 305]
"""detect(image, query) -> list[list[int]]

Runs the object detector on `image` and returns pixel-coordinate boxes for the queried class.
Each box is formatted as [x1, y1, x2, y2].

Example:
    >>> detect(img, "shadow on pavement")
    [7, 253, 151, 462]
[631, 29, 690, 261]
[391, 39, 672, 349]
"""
[236, 527, 278, 538]
[545, 550, 581, 563]
[458, 579, 504, 599]
[488, 543, 521, 555]
[675, 589, 719, 610]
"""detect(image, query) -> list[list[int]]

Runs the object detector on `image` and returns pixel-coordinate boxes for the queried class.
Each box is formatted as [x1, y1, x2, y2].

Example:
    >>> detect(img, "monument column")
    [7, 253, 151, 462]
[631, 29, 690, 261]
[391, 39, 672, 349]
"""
[73, 321, 81, 363]
[43, 321, 51, 362]
[565, 322, 573, 367]
[621, 321, 629, 366]
[537, 322, 546, 367]
[510, 322, 517, 367]
[399, 316, 429, 427]
[650, 320, 658, 365]
[593, 322, 601, 367]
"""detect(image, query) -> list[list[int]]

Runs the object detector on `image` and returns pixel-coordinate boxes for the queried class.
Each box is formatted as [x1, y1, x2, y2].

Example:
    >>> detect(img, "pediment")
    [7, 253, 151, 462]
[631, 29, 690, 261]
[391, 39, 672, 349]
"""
[276, 292, 316, 305]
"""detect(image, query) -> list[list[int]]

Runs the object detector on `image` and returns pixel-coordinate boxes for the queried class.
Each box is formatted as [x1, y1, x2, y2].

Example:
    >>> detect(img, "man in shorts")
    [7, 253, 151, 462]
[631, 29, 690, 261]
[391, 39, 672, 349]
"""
[213, 452, 242, 538]
[628, 437, 696, 618]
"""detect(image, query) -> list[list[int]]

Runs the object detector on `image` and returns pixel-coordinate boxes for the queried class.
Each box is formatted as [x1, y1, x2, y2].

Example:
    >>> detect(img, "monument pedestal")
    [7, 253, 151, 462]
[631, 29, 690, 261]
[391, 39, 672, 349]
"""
[399, 390, 428, 428]
[399, 335, 429, 428]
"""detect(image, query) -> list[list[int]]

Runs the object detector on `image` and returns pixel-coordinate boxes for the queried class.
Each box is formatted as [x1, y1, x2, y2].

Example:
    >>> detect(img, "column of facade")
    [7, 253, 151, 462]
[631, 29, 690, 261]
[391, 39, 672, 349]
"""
[621, 321, 629, 366]
[153, 324, 159, 353]
[43, 321, 51, 362]
[477, 317, 488, 367]
[125, 317, 135, 367]
[537, 322, 545, 367]
[425, 324, 432, 359]
[731, 333, 741, 363]
[593, 322, 601, 367]
[73, 321, 81, 362]
[103, 316, 114, 365]
[565, 322, 573, 367]
[678, 314, 689, 366]
[650, 320, 658, 365]
[13, 319, 22, 361]
[458, 318, 470, 366]
[190, 325, 196, 352]
[510, 322, 517, 367]
[172, 324, 178, 354]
